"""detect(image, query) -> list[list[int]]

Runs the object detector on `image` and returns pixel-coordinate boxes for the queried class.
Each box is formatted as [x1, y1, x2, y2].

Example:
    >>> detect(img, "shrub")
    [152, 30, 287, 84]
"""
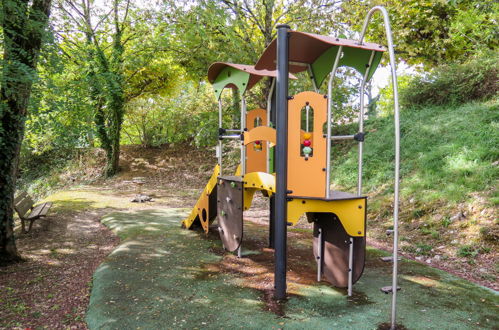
[400, 52, 498, 107]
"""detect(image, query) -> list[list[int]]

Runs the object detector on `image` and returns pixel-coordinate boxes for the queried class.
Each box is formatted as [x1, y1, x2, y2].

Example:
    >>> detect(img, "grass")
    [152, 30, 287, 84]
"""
[331, 100, 498, 204]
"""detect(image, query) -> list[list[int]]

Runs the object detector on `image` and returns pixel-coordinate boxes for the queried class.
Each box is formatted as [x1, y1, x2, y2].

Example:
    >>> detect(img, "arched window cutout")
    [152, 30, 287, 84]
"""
[300, 104, 314, 132]
[254, 116, 262, 128]
[300, 104, 314, 158]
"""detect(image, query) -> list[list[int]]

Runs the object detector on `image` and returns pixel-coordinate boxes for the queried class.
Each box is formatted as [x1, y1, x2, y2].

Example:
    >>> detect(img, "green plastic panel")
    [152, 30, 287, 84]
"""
[311, 46, 383, 89]
[212, 67, 250, 99]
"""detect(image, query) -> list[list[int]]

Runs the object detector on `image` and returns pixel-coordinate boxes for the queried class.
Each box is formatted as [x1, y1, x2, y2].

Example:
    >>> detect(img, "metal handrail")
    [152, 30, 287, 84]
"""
[359, 6, 401, 330]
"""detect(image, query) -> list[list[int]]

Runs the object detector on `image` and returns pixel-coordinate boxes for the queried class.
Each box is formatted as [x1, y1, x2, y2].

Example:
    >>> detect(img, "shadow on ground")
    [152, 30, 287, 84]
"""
[86, 209, 498, 329]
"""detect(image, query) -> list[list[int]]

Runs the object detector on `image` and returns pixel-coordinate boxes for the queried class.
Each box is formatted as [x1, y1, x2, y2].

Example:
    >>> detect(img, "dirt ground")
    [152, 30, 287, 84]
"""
[0, 144, 497, 328]
[0, 208, 119, 328]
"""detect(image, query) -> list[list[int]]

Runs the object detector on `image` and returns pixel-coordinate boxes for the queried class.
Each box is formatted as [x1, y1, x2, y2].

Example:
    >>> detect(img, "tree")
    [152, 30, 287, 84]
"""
[54, 0, 178, 175]
[0, 0, 52, 263]
[60, 0, 129, 176]
[164, 0, 344, 107]
[340, 0, 498, 67]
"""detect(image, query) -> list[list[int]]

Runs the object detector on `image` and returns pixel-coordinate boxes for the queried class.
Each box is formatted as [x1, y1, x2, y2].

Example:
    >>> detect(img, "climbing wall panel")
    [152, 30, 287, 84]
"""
[217, 176, 244, 252]
[312, 213, 366, 288]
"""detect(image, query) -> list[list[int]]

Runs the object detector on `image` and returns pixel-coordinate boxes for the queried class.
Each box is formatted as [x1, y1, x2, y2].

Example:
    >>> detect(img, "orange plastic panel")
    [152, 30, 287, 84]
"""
[246, 108, 268, 173]
[244, 126, 276, 146]
[287, 91, 327, 198]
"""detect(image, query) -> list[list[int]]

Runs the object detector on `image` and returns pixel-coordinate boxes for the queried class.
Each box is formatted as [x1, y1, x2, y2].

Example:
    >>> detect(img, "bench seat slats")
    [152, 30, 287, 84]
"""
[14, 192, 53, 233]
[28, 202, 52, 219]
[28, 203, 52, 220]
[14, 192, 28, 205]
[15, 196, 34, 219]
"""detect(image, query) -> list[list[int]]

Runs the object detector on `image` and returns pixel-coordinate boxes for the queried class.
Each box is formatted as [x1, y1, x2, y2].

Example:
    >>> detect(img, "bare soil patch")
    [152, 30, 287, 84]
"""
[0, 209, 118, 329]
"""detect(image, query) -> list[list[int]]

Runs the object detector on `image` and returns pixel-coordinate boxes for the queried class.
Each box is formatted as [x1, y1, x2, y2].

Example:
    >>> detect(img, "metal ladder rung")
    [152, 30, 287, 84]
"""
[380, 256, 401, 262]
[381, 286, 401, 294]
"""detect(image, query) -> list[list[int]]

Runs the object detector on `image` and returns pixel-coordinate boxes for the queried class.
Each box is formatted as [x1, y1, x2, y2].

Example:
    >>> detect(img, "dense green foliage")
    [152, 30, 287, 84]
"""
[341, 0, 498, 67]
[400, 52, 498, 107]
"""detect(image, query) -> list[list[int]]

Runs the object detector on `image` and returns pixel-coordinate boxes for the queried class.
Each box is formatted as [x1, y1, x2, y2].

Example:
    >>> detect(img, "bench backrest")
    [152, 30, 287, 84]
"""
[14, 192, 34, 219]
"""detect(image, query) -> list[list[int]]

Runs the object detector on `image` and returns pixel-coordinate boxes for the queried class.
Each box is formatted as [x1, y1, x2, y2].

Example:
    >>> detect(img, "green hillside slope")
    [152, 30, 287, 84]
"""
[330, 100, 498, 287]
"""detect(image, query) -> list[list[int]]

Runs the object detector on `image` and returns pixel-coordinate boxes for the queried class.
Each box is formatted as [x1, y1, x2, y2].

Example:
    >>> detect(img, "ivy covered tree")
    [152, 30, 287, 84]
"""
[0, 0, 52, 263]
[56, 0, 130, 176]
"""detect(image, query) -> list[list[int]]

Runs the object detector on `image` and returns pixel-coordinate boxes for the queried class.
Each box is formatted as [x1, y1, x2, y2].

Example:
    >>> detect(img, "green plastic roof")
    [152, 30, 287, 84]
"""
[311, 46, 383, 88]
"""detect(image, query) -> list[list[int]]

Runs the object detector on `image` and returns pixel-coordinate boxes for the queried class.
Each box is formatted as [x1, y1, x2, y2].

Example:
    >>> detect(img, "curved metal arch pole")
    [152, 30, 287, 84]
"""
[359, 6, 401, 330]
[308, 64, 319, 93]
[218, 98, 224, 176]
[325, 46, 343, 199]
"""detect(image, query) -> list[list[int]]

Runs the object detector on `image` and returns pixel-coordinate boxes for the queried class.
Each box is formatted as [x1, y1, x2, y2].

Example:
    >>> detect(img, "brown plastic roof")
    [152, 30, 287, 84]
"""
[208, 62, 295, 90]
[255, 31, 386, 73]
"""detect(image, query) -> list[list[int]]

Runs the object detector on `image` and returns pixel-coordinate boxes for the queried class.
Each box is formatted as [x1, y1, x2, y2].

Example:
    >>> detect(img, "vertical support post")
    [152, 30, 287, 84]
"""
[325, 46, 343, 199]
[307, 64, 319, 93]
[269, 195, 275, 248]
[348, 50, 376, 297]
[360, 6, 401, 329]
[238, 95, 247, 259]
[357, 51, 375, 195]
[241, 95, 247, 177]
[316, 227, 322, 282]
[347, 238, 354, 296]
[274, 24, 290, 300]
[218, 99, 223, 175]
[266, 78, 275, 174]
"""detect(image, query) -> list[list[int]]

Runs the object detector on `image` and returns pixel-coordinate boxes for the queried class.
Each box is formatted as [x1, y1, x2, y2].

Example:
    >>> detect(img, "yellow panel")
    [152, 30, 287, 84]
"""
[246, 109, 269, 173]
[182, 164, 220, 231]
[242, 171, 275, 210]
[287, 197, 366, 237]
[287, 91, 327, 198]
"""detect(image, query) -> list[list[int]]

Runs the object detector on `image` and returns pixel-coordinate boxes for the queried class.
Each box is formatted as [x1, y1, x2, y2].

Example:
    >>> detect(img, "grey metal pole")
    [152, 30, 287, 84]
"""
[325, 46, 343, 199]
[317, 227, 323, 281]
[274, 24, 290, 300]
[360, 6, 401, 330]
[241, 95, 247, 177]
[348, 51, 376, 297]
[308, 64, 319, 93]
[218, 99, 223, 175]
[357, 51, 376, 195]
[267, 78, 275, 174]
[238, 95, 247, 259]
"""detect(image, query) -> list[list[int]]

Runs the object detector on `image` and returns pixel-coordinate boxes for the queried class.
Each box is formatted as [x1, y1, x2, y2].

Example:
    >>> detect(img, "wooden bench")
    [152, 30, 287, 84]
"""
[14, 192, 52, 233]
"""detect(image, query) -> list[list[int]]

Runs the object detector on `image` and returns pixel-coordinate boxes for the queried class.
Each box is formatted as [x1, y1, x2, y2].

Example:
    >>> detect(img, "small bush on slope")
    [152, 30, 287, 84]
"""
[400, 52, 498, 107]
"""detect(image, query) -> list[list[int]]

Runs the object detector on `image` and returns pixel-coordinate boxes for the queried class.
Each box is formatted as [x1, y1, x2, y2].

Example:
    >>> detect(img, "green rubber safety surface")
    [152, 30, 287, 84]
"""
[86, 209, 498, 329]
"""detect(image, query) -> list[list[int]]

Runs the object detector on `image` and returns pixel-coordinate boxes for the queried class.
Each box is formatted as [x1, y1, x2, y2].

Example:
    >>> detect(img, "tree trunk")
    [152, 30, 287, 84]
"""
[0, 106, 24, 263]
[0, 0, 52, 263]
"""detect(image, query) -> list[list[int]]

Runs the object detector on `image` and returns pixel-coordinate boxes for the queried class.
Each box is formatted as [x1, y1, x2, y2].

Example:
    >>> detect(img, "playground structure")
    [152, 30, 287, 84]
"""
[182, 6, 401, 329]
